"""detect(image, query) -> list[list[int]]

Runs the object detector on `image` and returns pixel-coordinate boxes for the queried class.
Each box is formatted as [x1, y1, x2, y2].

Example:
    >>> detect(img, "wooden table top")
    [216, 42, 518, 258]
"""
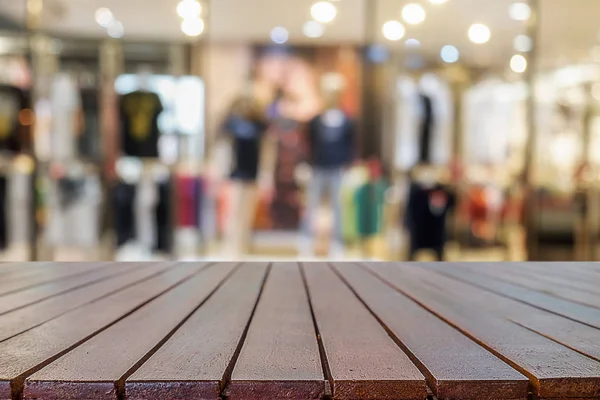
[0, 262, 599, 400]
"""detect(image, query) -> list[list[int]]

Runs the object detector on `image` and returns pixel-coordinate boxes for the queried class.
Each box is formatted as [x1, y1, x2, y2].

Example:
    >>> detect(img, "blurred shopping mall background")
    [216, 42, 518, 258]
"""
[0, 0, 598, 262]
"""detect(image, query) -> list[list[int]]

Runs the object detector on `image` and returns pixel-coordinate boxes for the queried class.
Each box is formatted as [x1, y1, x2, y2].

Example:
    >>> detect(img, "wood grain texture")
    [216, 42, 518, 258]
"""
[0, 263, 145, 315]
[457, 263, 600, 309]
[332, 263, 529, 400]
[0, 262, 204, 400]
[403, 264, 600, 363]
[0, 263, 53, 279]
[229, 262, 325, 399]
[0, 263, 174, 342]
[363, 263, 600, 399]
[126, 263, 269, 400]
[423, 264, 600, 329]
[0, 263, 108, 297]
[24, 263, 238, 400]
[302, 263, 426, 400]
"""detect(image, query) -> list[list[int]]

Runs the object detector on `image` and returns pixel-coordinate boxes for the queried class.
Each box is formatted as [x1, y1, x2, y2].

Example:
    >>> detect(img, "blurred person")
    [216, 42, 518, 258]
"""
[221, 87, 268, 258]
[300, 89, 356, 259]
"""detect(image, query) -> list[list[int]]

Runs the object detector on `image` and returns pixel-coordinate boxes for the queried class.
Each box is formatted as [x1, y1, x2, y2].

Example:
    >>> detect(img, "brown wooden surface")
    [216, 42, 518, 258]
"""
[0, 263, 145, 315]
[424, 263, 600, 329]
[303, 263, 426, 400]
[0, 263, 173, 342]
[229, 262, 325, 399]
[0, 262, 201, 399]
[1, 262, 600, 400]
[331, 263, 529, 400]
[126, 263, 268, 400]
[0, 263, 108, 297]
[363, 263, 600, 399]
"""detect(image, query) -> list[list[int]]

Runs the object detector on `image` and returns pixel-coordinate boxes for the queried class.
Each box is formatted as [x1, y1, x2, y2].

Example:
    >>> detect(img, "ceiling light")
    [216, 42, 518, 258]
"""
[468, 23, 491, 44]
[311, 1, 337, 24]
[402, 3, 426, 25]
[382, 20, 405, 41]
[181, 18, 204, 36]
[441, 45, 459, 63]
[177, 0, 202, 19]
[429, 0, 448, 3]
[303, 21, 325, 38]
[107, 20, 124, 38]
[510, 54, 527, 73]
[95, 8, 113, 27]
[509, 2, 531, 21]
[271, 27, 289, 44]
[513, 35, 532, 52]
[405, 38, 421, 48]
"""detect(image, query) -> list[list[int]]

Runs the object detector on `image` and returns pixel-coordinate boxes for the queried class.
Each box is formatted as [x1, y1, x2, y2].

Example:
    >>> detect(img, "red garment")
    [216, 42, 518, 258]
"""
[176, 175, 198, 228]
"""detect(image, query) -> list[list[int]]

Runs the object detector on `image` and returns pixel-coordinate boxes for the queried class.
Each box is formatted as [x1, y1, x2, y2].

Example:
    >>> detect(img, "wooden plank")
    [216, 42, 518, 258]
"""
[0, 262, 208, 400]
[0, 263, 108, 297]
[126, 263, 269, 400]
[0, 263, 145, 315]
[423, 263, 600, 329]
[0, 263, 52, 278]
[0, 263, 174, 342]
[458, 263, 600, 309]
[332, 263, 529, 400]
[362, 263, 600, 399]
[229, 262, 325, 399]
[302, 263, 426, 400]
[401, 264, 600, 363]
[24, 263, 239, 400]
[494, 263, 599, 296]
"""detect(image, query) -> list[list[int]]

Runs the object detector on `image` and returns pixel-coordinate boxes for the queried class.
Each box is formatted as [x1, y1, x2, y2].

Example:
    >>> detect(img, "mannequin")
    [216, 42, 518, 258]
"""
[301, 87, 355, 259]
[222, 83, 268, 258]
[404, 163, 454, 261]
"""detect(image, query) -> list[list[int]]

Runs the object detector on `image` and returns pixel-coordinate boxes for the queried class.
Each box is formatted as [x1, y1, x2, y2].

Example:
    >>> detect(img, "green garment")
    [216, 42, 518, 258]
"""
[355, 179, 387, 238]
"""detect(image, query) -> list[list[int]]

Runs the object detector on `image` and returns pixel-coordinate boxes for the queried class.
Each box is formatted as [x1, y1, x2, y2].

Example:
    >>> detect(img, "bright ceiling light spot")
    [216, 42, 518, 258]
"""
[311, 1, 337, 23]
[402, 3, 426, 25]
[468, 23, 491, 44]
[107, 20, 124, 38]
[181, 18, 204, 36]
[177, 0, 202, 19]
[95, 8, 113, 27]
[510, 54, 527, 73]
[405, 38, 421, 48]
[271, 26, 289, 44]
[303, 21, 325, 38]
[513, 34, 532, 52]
[441, 45, 459, 63]
[509, 2, 531, 21]
[429, 0, 448, 3]
[382, 20, 405, 41]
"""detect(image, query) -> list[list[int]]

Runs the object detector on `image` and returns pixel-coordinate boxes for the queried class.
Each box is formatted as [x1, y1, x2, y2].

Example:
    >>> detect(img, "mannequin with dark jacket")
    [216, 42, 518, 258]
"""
[300, 89, 355, 258]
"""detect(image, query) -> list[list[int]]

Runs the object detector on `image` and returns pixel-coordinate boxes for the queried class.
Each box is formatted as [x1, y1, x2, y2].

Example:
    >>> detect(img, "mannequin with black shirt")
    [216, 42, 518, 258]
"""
[404, 164, 455, 261]
[301, 88, 355, 259]
[222, 87, 268, 257]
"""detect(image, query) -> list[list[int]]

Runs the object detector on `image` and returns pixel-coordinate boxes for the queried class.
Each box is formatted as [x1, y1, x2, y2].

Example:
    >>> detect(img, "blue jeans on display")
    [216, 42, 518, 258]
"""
[302, 167, 343, 252]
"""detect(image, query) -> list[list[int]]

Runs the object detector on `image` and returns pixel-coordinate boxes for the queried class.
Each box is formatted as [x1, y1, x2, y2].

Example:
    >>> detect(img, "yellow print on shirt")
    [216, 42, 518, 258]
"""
[124, 94, 158, 140]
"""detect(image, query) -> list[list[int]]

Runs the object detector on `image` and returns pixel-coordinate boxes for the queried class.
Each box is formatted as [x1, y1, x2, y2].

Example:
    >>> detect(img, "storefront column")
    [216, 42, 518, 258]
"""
[28, 0, 58, 260]
[523, 0, 540, 260]
[99, 39, 123, 259]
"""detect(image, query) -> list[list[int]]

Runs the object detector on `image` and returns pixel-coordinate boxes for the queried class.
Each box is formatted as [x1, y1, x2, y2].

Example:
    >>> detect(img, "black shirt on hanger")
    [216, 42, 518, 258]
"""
[419, 94, 434, 163]
[119, 90, 163, 158]
[0, 85, 28, 153]
[224, 115, 267, 181]
[79, 88, 101, 161]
